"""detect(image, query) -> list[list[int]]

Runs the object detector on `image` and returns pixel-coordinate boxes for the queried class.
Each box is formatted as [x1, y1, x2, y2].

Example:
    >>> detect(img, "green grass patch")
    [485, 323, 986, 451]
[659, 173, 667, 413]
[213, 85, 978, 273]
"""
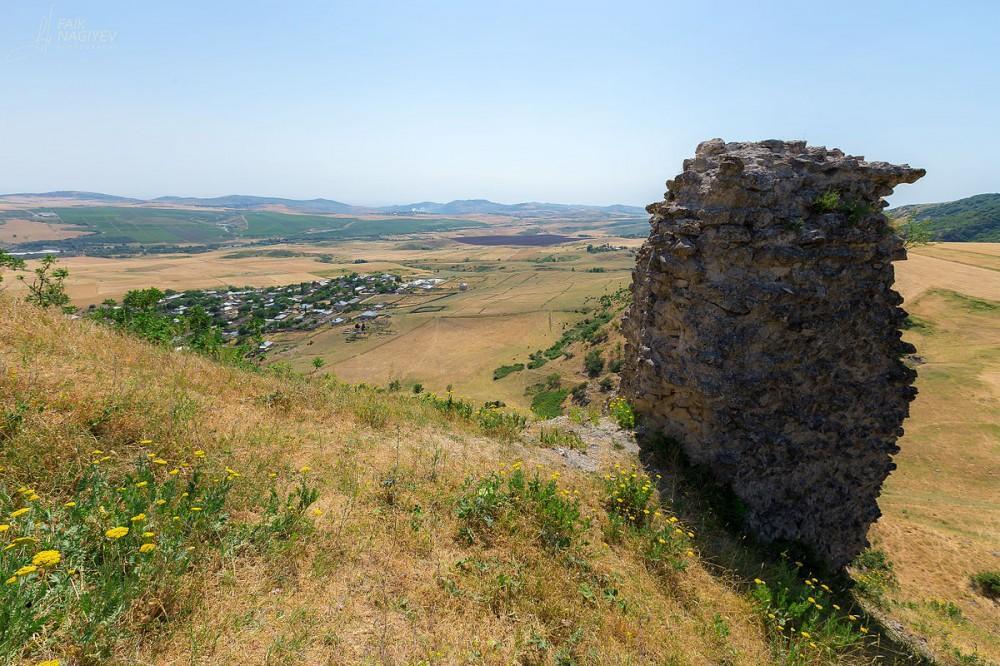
[456, 466, 587, 551]
[538, 427, 585, 451]
[492, 363, 525, 381]
[530, 389, 569, 419]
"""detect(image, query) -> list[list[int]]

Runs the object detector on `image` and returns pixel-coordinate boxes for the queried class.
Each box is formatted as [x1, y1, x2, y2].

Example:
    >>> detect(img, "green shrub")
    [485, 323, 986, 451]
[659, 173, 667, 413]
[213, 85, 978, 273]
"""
[815, 190, 841, 212]
[456, 467, 586, 551]
[750, 562, 868, 661]
[608, 396, 635, 430]
[492, 363, 525, 381]
[971, 570, 1000, 599]
[603, 465, 655, 527]
[851, 548, 897, 603]
[476, 407, 526, 441]
[584, 349, 604, 377]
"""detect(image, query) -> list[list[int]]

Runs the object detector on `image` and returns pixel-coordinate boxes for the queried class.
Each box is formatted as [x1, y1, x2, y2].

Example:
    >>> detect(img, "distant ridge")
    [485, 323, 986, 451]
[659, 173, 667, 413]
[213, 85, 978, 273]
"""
[4, 190, 143, 204]
[888, 193, 1000, 242]
[0, 191, 646, 217]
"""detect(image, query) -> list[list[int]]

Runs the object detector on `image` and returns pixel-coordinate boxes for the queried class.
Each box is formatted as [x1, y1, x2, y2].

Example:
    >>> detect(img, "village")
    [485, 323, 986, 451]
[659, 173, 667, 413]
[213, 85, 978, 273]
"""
[150, 272, 452, 352]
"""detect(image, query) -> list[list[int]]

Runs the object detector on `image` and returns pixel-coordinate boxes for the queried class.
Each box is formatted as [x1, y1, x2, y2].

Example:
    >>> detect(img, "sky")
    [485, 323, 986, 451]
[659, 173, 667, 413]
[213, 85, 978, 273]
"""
[0, 0, 997, 207]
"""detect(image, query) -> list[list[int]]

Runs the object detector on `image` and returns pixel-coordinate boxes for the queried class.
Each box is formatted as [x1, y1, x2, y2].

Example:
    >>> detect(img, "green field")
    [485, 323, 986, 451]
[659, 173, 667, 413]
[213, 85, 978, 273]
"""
[37, 207, 487, 246]
[45, 207, 236, 243]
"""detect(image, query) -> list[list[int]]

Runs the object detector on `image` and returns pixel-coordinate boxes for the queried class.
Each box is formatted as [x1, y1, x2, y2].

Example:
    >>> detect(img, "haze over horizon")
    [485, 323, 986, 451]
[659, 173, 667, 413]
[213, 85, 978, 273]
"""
[2, 0, 998, 207]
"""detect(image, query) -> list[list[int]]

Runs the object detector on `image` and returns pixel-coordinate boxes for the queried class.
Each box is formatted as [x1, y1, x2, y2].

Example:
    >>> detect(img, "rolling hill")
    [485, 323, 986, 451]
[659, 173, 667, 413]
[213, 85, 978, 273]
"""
[889, 193, 1000, 241]
[1, 191, 646, 218]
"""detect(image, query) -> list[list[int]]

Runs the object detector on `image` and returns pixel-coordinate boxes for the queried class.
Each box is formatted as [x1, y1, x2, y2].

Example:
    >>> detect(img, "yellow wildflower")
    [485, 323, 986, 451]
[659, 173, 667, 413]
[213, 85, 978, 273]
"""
[800, 631, 811, 639]
[15, 564, 37, 576]
[152, 458, 168, 465]
[92, 449, 103, 455]
[860, 626, 869, 634]
[139, 439, 153, 445]
[135, 481, 148, 488]
[26, 493, 40, 501]
[686, 550, 695, 557]
[193, 450, 205, 458]
[0, 525, 9, 532]
[130, 513, 146, 523]
[36, 660, 60, 666]
[311, 508, 323, 517]
[142, 531, 155, 538]
[105, 526, 129, 539]
[139, 543, 156, 554]
[190, 506, 203, 512]
[754, 578, 765, 585]
[807, 596, 815, 604]
[809, 642, 817, 649]
[155, 499, 166, 505]
[669, 516, 678, 524]
[169, 469, 179, 475]
[64, 502, 76, 508]
[31, 550, 61, 567]
[4, 576, 15, 585]
[10, 508, 29, 519]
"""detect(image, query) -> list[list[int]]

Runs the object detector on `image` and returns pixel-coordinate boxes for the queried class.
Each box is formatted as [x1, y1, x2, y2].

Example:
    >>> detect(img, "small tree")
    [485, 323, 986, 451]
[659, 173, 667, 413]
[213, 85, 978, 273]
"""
[584, 349, 604, 377]
[412, 383, 424, 394]
[0, 250, 26, 289]
[23, 254, 70, 310]
[897, 217, 934, 248]
[311, 357, 326, 372]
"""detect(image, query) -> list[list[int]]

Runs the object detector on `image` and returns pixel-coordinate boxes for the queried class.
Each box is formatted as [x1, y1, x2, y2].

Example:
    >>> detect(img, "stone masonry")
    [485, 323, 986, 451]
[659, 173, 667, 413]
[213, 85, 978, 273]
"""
[621, 139, 924, 568]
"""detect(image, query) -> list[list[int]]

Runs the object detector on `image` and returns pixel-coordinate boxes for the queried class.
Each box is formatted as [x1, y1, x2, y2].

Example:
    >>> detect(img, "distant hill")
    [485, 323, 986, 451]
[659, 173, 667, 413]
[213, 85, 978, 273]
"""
[889, 193, 1000, 242]
[369, 199, 646, 217]
[152, 194, 357, 214]
[3, 190, 142, 204]
[1, 191, 646, 218]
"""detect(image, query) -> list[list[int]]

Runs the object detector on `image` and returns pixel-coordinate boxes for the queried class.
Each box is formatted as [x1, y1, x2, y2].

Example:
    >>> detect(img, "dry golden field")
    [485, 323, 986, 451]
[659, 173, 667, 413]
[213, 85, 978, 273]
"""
[0, 217, 92, 243]
[867, 244, 1000, 663]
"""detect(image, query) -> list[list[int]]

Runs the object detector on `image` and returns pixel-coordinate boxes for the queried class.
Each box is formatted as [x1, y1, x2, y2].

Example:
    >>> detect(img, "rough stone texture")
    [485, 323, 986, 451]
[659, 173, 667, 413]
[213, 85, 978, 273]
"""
[621, 139, 924, 568]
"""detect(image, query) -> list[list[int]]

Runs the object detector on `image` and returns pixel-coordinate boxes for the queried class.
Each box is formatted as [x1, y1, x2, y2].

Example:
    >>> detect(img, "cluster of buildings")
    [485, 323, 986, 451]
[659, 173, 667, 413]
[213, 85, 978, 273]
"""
[153, 272, 461, 353]
[155, 272, 404, 349]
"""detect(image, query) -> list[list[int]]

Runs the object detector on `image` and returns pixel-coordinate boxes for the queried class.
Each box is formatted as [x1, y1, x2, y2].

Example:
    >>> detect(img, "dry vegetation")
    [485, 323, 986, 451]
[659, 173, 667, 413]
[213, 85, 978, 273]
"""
[4, 234, 997, 664]
[1, 295, 782, 664]
[863, 244, 1000, 664]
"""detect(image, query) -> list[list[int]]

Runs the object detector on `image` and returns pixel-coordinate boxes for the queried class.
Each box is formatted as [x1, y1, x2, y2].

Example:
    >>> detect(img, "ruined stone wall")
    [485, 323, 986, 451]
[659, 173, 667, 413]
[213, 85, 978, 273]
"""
[621, 139, 924, 568]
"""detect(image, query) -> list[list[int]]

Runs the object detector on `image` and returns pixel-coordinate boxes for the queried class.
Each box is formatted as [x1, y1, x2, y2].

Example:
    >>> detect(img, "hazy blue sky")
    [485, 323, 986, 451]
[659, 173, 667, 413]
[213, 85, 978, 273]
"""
[1, 1, 996, 206]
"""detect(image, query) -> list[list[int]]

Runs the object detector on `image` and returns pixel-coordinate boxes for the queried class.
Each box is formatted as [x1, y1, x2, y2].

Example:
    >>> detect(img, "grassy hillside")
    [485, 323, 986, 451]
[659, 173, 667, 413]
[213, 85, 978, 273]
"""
[890, 193, 1000, 242]
[1, 295, 780, 664]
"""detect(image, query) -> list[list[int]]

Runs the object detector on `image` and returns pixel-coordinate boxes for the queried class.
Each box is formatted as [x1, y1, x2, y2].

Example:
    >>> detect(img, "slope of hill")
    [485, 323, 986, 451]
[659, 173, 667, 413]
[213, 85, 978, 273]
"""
[889, 193, 1000, 241]
[0, 295, 786, 664]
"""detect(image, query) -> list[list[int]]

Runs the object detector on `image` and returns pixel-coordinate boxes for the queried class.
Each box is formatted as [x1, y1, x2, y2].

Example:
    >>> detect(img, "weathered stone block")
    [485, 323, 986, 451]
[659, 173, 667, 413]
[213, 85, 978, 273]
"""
[621, 139, 924, 568]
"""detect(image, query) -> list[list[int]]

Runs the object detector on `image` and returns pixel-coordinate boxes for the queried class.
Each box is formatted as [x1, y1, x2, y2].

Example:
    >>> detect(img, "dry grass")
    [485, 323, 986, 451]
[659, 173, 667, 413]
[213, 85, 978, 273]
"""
[868, 287, 1000, 664]
[0, 295, 778, 664]
[0, 218, 92, 243]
